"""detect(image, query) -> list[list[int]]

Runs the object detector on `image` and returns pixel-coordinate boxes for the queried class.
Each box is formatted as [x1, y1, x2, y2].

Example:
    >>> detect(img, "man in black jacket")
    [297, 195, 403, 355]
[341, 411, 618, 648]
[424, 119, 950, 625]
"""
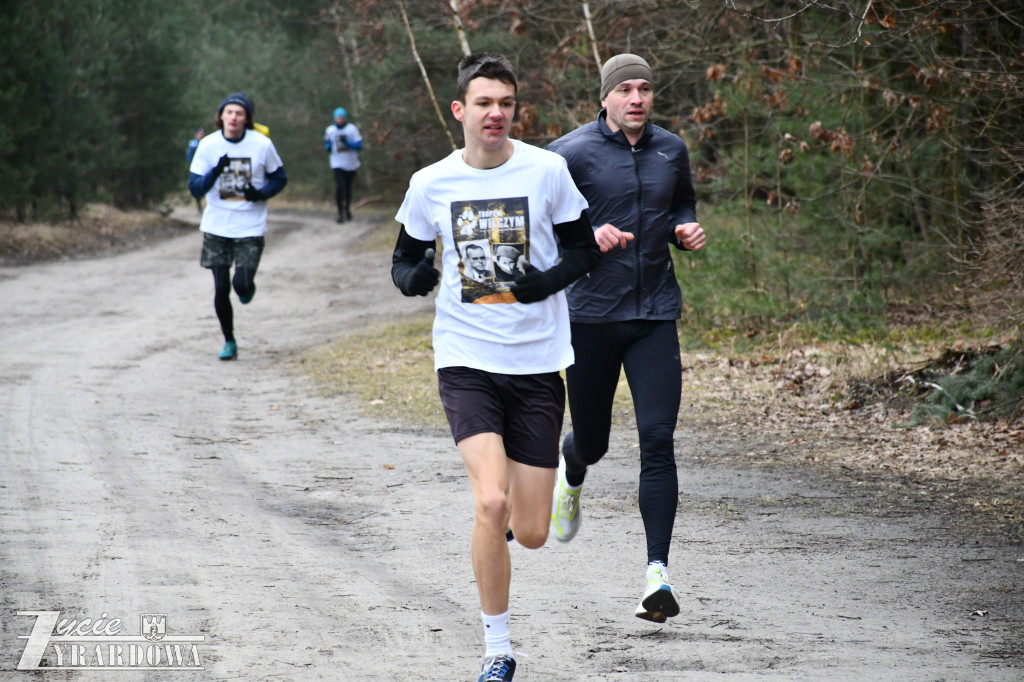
[547, 53, 706, 623]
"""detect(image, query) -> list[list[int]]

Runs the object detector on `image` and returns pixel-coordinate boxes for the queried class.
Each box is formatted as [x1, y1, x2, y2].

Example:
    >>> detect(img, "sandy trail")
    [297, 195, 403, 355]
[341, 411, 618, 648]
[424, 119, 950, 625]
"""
[1, 207, 1021, 680]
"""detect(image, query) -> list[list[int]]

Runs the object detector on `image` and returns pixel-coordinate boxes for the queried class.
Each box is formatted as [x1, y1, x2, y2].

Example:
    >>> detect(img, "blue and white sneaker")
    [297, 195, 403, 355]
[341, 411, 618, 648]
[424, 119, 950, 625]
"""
[634, 563, 681, 623]
[478, 653, 516, 681]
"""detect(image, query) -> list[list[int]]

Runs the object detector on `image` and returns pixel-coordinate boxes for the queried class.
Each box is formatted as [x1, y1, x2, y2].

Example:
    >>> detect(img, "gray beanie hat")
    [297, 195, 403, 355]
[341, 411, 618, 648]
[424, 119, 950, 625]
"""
[600, 54, 654, 100]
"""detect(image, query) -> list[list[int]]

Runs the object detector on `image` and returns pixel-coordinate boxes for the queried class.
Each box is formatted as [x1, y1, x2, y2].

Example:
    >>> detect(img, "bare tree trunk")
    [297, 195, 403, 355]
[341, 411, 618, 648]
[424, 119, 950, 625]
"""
[742, 109, 758, 289]
[449, 0, 472, 57]
[582, 1, 602, 70]
[397, 0, 458, 151]
[330, 20, 373, 187]
[336, 32, 366, 115]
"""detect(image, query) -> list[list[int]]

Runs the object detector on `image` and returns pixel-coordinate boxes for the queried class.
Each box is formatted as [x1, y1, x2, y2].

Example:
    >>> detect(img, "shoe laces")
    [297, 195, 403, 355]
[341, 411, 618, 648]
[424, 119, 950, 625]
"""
[647, 562, 669, 585]
[480, 653, 516, 681]
[557, 483, 579, 517]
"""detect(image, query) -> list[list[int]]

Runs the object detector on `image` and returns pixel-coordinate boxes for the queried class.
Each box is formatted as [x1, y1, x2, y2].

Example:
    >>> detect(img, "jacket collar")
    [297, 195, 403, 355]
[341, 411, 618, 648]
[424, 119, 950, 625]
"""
[597, 109, 652, 148]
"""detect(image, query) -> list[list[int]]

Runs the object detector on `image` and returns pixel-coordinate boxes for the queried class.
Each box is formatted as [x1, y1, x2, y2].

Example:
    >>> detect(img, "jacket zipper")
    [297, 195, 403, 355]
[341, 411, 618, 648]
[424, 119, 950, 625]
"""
[632, 145, 643, 317]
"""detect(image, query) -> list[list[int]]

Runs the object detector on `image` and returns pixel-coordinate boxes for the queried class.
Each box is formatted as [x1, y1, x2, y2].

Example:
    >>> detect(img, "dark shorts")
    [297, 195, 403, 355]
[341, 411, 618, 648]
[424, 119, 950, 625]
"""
[200, 233, 265, 269]
[437, 366, 565, 468]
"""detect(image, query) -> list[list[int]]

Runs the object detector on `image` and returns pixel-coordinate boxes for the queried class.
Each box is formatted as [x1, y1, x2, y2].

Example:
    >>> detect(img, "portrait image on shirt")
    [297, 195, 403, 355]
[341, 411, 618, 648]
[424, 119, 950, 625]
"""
[461, 241, 494, 284]
[492, 243, 523, 283]
[450, 197, 528, 303]
[220, 158, 253, 200]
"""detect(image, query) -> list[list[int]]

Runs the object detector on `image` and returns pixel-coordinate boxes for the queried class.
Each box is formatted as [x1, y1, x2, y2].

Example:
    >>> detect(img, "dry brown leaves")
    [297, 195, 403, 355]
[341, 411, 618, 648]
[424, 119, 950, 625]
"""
[0, 204, 190, 265]
[679, 345, 1024, 534]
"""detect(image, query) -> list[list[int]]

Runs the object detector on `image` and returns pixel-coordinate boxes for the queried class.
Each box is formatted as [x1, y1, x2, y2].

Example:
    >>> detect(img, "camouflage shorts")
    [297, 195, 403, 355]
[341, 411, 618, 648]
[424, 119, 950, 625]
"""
[200, 233, 265, 269]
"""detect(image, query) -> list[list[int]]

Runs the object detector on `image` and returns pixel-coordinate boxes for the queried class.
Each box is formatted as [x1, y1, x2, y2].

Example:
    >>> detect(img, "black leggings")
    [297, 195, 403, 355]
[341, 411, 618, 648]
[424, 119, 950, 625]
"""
[564, 319, 681, 565]
[211, 265, 256, 342]
[333, 168, 356, 216]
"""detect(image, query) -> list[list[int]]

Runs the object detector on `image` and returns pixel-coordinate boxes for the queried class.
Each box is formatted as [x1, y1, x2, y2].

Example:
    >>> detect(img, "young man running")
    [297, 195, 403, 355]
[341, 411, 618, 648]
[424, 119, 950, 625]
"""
[391, 52, 599, 681]
[188, 92, 287, 360]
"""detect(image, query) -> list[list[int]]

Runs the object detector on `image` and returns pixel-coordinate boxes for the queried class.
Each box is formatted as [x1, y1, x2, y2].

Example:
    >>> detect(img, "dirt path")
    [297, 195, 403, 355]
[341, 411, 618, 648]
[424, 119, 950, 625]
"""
[1, 208, 1021, 681]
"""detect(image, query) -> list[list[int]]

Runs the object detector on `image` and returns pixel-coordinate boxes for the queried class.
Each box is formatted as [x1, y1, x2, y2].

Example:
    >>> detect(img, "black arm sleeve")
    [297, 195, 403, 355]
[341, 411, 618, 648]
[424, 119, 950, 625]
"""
[261, 166, 288, 199]
[549, 211, 601, 289]
[188, 170, 218, 200]
[391, 225, 438, 296]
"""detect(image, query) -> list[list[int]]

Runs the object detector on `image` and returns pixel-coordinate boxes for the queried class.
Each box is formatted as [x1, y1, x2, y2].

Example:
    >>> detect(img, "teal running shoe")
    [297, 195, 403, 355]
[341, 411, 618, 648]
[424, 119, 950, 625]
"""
[218, 340, 237, 360]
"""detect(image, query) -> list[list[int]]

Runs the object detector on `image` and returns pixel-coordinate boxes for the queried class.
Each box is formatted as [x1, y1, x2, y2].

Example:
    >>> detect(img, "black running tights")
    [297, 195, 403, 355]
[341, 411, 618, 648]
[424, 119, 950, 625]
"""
[333, 168, 356, 216]
[564, 319, 682, 566]
[211, 265, 255, 342]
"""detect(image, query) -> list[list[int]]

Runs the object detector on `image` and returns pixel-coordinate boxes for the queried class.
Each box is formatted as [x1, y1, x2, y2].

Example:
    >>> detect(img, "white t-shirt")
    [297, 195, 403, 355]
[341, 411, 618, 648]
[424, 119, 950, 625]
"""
[325, 122, 362, 171]
[190, 129, 284, 238]
[396, 139, 588, 375]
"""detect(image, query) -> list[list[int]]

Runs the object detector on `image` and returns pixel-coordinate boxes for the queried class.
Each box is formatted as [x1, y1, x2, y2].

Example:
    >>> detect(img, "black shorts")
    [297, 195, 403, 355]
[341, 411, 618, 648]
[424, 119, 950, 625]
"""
[437, 366, 565, 468]
[200, 233, 265, 269]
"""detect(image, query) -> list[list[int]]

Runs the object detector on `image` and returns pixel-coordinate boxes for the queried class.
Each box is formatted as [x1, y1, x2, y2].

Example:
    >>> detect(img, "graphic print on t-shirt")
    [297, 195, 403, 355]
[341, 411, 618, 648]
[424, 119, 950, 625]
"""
[219, 158, 253, 200]
[451, 198, 529, 304]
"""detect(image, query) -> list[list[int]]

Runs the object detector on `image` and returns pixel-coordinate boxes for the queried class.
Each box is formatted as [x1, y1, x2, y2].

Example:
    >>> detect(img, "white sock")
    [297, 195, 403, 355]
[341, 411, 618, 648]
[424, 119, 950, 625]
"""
[647, 561, 668, 582]
[481, 610, 512, 656]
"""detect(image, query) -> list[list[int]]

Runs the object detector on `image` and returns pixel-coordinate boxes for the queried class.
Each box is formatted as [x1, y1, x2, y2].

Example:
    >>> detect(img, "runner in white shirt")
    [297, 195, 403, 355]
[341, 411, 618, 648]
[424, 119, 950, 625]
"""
[188, 93, 287, 360]
[324, 107, 362, 223]
[391, 52, 599, 682]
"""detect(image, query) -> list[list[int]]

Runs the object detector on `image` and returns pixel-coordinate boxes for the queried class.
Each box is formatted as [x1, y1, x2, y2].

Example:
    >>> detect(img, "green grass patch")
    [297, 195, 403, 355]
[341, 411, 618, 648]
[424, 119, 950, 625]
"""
[299, 315, 448, 429]
[674, 203, 964, 345]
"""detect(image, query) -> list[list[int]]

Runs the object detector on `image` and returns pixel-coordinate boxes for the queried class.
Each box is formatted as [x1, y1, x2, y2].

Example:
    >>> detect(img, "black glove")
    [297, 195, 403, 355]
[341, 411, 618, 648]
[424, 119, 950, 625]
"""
[213, 154, 231, 176]
[510, 259, 559, 303]
[243, 184, 266, 202]
[404, 248, 439, 296]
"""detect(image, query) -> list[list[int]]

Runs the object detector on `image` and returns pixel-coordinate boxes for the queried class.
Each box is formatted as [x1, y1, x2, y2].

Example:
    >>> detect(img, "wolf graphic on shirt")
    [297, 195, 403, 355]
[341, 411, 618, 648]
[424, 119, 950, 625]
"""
[451, 198, 529, 304]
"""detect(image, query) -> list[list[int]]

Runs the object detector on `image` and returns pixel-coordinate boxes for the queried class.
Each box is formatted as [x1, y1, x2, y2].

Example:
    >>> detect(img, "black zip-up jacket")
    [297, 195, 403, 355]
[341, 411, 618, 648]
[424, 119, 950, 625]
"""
[547, 110, 697, 323]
